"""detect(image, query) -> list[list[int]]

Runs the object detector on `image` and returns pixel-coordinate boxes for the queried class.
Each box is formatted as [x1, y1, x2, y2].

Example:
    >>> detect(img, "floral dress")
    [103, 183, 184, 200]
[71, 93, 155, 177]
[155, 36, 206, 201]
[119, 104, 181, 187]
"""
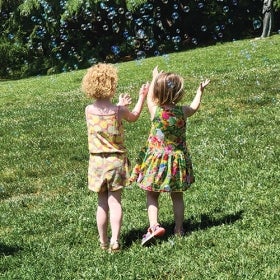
[130, 106, 195, 192]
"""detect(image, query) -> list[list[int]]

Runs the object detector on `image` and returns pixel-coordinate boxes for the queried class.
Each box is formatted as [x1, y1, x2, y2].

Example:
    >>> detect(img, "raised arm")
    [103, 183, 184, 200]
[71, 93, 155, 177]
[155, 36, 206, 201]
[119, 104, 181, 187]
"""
[121, 82, 149, 122]
[147, 66, 162, 118]
[183, 79, 210, 118]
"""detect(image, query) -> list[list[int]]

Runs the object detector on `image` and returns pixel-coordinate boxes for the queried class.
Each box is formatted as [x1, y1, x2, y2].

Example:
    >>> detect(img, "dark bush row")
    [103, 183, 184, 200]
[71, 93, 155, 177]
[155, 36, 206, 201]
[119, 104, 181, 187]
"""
[0, 0, 279, 79]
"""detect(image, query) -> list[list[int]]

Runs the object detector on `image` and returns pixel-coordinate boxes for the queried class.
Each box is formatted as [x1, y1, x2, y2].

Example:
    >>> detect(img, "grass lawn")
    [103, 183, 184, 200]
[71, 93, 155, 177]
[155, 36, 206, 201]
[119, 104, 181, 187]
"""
[0, 35, 280, 279]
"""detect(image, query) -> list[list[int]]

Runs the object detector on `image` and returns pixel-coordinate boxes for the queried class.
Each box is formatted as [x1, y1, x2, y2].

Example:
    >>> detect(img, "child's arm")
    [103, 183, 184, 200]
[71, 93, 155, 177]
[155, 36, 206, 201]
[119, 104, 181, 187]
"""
[121, 82, 149, 122]
[183, 79, 210, 118]
[147, 66, 162, 119]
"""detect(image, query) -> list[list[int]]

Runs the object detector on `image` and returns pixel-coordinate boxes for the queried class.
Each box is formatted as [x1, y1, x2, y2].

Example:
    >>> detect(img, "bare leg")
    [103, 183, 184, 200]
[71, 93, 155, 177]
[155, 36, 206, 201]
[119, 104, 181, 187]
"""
[170, 192, 184, 233]
[146, 191, 160, 227]
[108, 189, 122, 243]
[96, 191, 109, 244]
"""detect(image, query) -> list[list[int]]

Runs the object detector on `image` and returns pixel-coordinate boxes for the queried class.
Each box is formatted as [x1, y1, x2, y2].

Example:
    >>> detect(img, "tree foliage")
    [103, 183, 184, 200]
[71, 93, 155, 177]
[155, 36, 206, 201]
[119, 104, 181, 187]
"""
[0, 0, 279, 79]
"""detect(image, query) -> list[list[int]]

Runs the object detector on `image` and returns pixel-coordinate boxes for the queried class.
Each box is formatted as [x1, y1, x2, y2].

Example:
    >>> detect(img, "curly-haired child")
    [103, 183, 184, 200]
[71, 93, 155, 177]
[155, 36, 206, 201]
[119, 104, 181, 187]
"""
[82, 63, 149, 252]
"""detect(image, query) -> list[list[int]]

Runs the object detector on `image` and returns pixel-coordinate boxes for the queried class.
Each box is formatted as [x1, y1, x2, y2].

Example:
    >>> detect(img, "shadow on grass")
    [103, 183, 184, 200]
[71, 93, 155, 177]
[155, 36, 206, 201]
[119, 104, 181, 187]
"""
[123, 210, 243, 247]
[0, 243, 22, 257]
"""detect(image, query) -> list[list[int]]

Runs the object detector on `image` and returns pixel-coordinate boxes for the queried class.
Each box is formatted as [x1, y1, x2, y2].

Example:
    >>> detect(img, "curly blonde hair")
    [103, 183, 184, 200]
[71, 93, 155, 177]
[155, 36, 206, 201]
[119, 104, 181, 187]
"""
[81, 63, 118, 99]
[153, 72, 185, 105]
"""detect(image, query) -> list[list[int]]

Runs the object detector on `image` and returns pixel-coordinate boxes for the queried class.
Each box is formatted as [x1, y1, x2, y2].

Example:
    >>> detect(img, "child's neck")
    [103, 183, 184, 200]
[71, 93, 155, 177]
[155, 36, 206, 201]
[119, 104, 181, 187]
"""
[94, 98, 112, 106]
[162, 103, 175, 109]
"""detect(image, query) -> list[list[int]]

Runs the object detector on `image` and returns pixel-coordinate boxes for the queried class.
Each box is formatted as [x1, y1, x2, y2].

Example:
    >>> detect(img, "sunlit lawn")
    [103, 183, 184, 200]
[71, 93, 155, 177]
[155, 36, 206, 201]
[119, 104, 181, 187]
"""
[0, 35, 280, 279]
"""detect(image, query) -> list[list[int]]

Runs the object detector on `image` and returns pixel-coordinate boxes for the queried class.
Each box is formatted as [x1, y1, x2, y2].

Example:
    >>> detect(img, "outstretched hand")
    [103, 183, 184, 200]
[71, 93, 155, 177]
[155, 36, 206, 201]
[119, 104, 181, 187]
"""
[199, 79, 211, 92]
[118, 93, 132, 106]
[139, 82, 150, 97]
[152, 66, 163, 79]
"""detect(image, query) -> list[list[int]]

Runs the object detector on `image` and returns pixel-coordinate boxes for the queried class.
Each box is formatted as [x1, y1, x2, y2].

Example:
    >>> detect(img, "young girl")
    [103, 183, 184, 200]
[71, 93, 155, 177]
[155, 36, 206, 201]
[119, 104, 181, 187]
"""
[130, 66, 210, 245]
[82, 63, 149, 251]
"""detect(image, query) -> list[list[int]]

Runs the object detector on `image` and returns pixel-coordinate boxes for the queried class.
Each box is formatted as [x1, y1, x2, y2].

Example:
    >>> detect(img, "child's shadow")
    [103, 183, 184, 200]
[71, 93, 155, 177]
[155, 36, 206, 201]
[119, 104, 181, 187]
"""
[123, 210, 243, 247]
[0, 243, 22, 257]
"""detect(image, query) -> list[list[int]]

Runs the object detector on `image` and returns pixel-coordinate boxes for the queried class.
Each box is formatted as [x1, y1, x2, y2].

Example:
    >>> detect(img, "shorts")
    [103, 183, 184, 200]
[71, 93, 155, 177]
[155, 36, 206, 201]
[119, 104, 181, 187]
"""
[88, 153, 130, 193]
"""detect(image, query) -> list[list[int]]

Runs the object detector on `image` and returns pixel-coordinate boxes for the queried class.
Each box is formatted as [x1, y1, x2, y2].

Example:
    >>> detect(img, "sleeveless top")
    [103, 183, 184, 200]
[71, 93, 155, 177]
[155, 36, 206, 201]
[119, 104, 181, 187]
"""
[86, 106, 126, 154]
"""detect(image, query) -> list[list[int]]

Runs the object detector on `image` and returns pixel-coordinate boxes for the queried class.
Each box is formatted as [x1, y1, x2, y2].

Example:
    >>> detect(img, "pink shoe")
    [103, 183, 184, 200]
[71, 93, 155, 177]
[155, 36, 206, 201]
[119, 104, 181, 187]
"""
[141, 224, 165, 246]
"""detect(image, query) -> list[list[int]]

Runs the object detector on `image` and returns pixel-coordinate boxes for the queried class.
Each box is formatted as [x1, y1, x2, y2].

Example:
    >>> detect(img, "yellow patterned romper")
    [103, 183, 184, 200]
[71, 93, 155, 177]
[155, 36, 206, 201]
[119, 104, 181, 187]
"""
[86, 106, 130, 192]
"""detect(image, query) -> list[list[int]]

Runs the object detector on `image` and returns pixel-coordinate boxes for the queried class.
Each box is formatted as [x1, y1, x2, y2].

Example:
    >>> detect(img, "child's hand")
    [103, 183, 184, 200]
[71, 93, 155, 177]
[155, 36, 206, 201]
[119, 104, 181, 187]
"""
[118, 93, 132, 106]
[199, 79, 211, 92]
[139, 82, 150, 97]
[152, 66, 162, 79]
[152, 66, 159, 78]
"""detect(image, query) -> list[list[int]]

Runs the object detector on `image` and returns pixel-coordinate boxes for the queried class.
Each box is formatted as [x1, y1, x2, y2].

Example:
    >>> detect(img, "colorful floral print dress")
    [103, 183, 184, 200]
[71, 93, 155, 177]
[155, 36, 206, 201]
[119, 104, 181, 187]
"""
[130, 106, 195, 192]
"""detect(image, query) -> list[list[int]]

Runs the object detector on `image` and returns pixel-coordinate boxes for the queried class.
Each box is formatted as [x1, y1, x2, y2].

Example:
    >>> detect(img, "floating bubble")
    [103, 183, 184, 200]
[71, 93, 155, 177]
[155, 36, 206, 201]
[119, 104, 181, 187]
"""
[182, 6, 190, 13]
[135, 18, 143, 26]
[147, 3, 153, 10]
[148, 17, 155, 25]
[136, 50, 146, 60]
[112, 23, 119, 33]
[103, 24, 109, 31]
[100, 2, 107, 10]
[215, 25, 221, 32]
[125, 11, 133, 20]
[173, 4, 178, 10]
[198, 3, 204, 9]
[118, 8, 124, 14]
[191, 38, 198, 45]
[56, 53, 62, 60]
[172, 35, 181, 43]
[162, 0, 168, 4]
[111, 45, 120, 55]
[8, 33, 14, 39]
[88, 57, 98, 64]
[123, 30, 129, 39]
[107, 11, 116, 20]
[201, 25, 207, 32]
[156, 20, 163, 29]
[223, 6, 229, 13]
[154, 50, 160, 56]
[253, 19, 262, 30]
[171, 12, 179, 20]
[136, 29, 145, 39]
[146, 39, 155, 48]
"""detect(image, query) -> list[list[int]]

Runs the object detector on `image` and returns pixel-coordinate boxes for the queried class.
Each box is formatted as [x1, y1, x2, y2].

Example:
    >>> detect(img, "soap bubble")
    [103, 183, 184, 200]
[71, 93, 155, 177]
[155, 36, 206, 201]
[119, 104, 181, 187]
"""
[171, 12, 179, 20]
[182, 6, 190, 13]
[103, 24, 109, 31]
[111, 45, 120, 55]
[136, 29, 145, 39]
[201, 25, 207, 32]
[223, 6, 229, 13]
[136, 50, 146, 60]
[191, 38, 198, 45]
[253, 19, 262, 30]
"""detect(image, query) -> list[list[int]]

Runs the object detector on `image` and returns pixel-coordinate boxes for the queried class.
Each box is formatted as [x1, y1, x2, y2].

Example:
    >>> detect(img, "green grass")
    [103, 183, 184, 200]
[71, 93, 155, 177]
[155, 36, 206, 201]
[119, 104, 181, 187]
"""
[1, 35, 280, 279]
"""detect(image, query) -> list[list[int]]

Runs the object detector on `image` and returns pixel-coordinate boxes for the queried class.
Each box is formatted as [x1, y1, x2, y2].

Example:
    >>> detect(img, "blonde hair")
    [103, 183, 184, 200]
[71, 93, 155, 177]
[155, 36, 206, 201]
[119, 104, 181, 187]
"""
[81, 63, 118, 99]
[153, 72, 184, 105]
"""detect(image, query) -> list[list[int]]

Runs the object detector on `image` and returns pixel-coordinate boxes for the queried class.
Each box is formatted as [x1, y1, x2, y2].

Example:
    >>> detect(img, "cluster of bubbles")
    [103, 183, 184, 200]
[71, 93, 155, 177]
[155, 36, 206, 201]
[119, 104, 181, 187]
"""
[1, 0, 269, 76]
